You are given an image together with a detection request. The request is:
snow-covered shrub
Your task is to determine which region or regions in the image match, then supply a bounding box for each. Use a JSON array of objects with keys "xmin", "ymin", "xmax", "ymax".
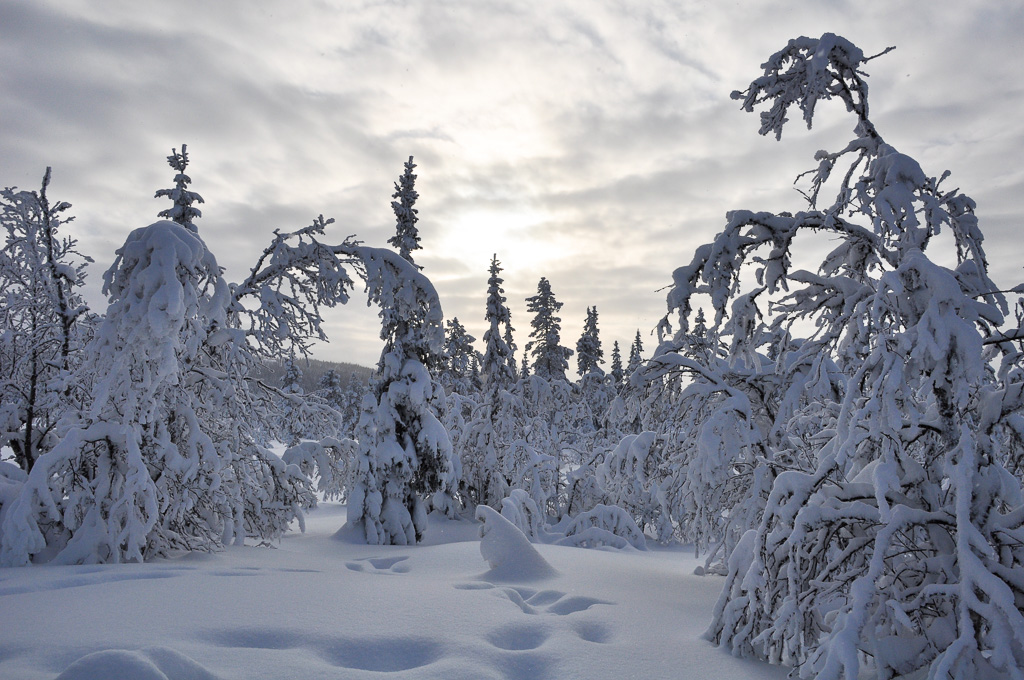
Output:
[
  {"xmin": 671, "ymin": 34, "xmax": 1024, "ymax": 680},
  {"xmin": 562, "ymin": 445, "xmax": 607, "ymax": 519},
  {"xmin": 500, "ymin": 488, "xmax": 545, "ymax": 540},
  {"xmin": 557, "ymin": 504, "xmax": 646, "ymax": 550},
  {"xmin": 282, "ymin": 437, "xmax": 354, "ymax": 503},
  {"xmin": 596, "ymin": 432, "xmax": 670, "ymax": 542},
  {"xmin": 0, "ymin": 461, "xmax": 26, "ymax": 528}
]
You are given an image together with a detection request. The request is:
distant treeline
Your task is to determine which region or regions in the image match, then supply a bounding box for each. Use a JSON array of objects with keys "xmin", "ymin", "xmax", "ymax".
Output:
[{"xmin": 255, "ymin": 357, "xmax": 373, "ymax": 394}]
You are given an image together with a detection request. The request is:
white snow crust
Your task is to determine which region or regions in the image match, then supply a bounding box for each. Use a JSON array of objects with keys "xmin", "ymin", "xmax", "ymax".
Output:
[{"xmin": 0, "ymin": 503, "xmax": 788, "ymax": 680}]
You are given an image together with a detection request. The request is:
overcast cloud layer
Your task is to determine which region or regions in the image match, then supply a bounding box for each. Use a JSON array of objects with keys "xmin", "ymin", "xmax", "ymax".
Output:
[{"xmin": 3, "ymin": 0, "xmax": 1022, "ymax": 367}]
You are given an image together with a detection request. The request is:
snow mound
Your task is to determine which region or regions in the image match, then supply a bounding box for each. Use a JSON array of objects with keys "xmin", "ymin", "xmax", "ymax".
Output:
[
  {"xmin": 476, "ymin": 505, "xmax": 557, "ymax": 582},
  {"xmin": 56, "ymin": 646, "xmax": 221, "ymax": 680}
]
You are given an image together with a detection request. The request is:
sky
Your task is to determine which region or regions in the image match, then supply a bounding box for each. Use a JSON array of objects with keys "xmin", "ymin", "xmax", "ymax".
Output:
[{"xmin": 2, "ymin": 0, "xmax": 1022, "ymax": 368}]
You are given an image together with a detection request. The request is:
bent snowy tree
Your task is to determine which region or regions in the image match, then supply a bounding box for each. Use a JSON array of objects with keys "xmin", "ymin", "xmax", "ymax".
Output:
[
  {"xmin": 648, "ymin": 34, "xmax": 1024, "ymax": 679},
  {"xmin": 0, "ymin": 149, "xmax": 459, "ymax": 562}
]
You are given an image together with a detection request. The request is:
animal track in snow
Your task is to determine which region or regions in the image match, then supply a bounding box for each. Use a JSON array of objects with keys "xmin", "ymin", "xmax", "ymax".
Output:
[
  {"xmin": 345, "ymin": 555, "xmax": 410, "ymax": 574},
  {"xmin": 492, "ymin": 650, "xmax": 558, "ymax": 680},
  {"xmin": 485, "ymin": 623, "xmax": 551, "ymax": 651},
  {"xmin": 453, "ymin": 582, "xmax": 612, "ymax": 616},
  {"xmin": 314, "ymin": 636, "xmax": 440, "ymax": 672},
  {"xmin": 571, "ymin": 620, "xmax": 614, "ymax": 643}
]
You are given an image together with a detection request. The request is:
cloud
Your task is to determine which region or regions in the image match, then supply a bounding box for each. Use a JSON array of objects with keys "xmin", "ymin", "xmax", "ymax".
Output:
[{"xmin": 3, "ymin": 0, "xmax": 1022, "ymax": 367}]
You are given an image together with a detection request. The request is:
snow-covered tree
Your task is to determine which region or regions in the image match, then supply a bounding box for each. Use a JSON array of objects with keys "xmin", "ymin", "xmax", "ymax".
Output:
[
  {"xmin": 456, "ymin": 255, "xmax": 519, "ymax": 509},
  {"xmin": 525, "ymin": 277, "xmax": 573, "ymax": 381},
  {"xmin": 595, "ymin": 432, "xmax": 669, "ymax": 540},
  {"xmin": 153, "ymin": 145, "xmax": 203, "ymax": 232},
  {"xmin": 338, "ymin": 372, "xmax": 368, "ymax": 439},
  {"xmin": 282, "ymin": 436, "xmax": 354, "ymax": 503},
  {"xmin": 347, "ymin": 246, "xmax": 459, "ymax": 544},
  {"xmin": 506, "ymin": 375, "xmax": 565, "ymax": 516},
  {"xmin": 651, "ymin": 34, "xmax": 1024, "ymax": 680},
  {"xmin": 278, "ymin": 356, "xmax": 305, "ymax": 446},
  {"xmin": 637, "ymin": 324, "xmax": 809, "ymax": 567},
  {"xmin": 0, "ymin": 169, "xmax": 92, "ymax": 473},
  {"xmin": 0, "ymin": 221, "xmax": 278, "ymax": 564},
  {"xmin": 440, "ymin": 317, "xmax": 478, "ymax": 393},
  {"xmin": 575, "ymin": 306, "xmax": 604, "ymax": 377},
  {"xmin": 318, "ymin": 369, "xmax": 344, "ymax": 409},
  {"xmin": 480, "ymin": 256, "xmax": 517, "ymax": 391},
  {"xmin": 231, "ymin": 214, "xmax": 357, "ymax": 361},
  {"xmin": 609, "ymin": 341, "xmax": 624, "ymax": 386},
  {"xmin": 503, "ymin": 313, "xmax": 518, "ymax": 378},
  {"xmin": 388, "ymin": 156, "xmax": 421, "ymax": 267},
  {"xmin": 626, "ymin": 330, "xmax": 643, "ymax": 375}
]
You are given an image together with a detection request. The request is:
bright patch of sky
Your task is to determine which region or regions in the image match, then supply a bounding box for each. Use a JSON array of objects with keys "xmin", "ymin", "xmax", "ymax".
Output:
[{"xmin": 2, "ymin": 0, "xmax": 1022, "ymax": 366}]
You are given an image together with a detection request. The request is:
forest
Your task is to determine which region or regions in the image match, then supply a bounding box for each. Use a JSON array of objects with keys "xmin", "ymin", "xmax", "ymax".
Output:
[{"xmin": 3, "ymin": 34, "xmax": 1024, "ymax": 680}]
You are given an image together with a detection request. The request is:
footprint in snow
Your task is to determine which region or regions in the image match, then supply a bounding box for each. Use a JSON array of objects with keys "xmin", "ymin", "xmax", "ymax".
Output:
[
  {"xmin": 453, "ymin": 582, "xmax": 613, "ymax": 616},
  {"xmin": 345, "ymin": 556, "xmax": 410, "ymax": 574}
]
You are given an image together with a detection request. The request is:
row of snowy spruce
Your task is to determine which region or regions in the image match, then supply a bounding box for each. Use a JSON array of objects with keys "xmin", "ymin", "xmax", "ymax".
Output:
[{"xmin": 4, "ymin": 33, "xmax": 1024, "ymax": 680}]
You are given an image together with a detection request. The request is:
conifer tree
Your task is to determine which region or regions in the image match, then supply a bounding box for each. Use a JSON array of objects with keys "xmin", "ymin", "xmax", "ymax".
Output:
[
  {"xmin": 318, "ymin": 369, "xmax": 343, "ymax": 408},
  {"xmin": 154, "ymin": 145, "xmax": 203, "ymax": 233},
  {"xmin": 610, "ymin": 341, "xmax": 624, "ymax": 385},
  {"xmin": 441, "ymin": 317, "xmax": 478, "ymax": 391},
  {"xmin": 348, "ymin": 176, "xmax": 458, "ymax": 544},
  {"xmin": 457, "ymin": 255, "xmax": 519, "ymax": 508},
  {"xmin": 575, "ymin": 306, "xmax": 604, "ymax": 376},
  {"xmin": 387, "ymin": 156, "xmax": 421, "ymax": 267},
  {"xmin": 525, "ymin": 277, "xmax": 573, "ymax": 381},
  {"xmin": 481, "ymin": 255, "xmax": 517, "ymax": 390},
  {"xmin": 279, "ymin": 357, "xmax": 305, "ymax": 446},
  {"xmin": 627, "ymin": 330, "xmax": 644, "ymax": 375}
]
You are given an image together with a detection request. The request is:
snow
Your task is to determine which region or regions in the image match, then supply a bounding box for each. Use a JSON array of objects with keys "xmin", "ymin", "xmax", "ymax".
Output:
[
  {"xmin": 476, "ymin": 504, "xmax": 557, "ymax": 581},
  {"xmin": 0, "ymin": 503, "xmax": 788, "ymax": 680}
]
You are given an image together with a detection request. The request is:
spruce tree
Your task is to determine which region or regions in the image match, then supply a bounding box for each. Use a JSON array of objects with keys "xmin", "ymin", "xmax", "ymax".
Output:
[
  {"xmin": 387, "ymin": 156, "xmax": 421, "ymax": 267},
  {"xmin": 154, "ymin": 145, "xmax": 203, "ymax": 233},
  {"xmin": 575, "ymin": 306, "xmax": 604, "ymax": 377},
  {"xmin": 457, "ymin": 254, "xmax": 519, "ymax": 508},
  {"xmin": 349, "ymin": 173, "xmax": 458, "ymax": 544},
  {"xmin": 610, "ymin": 341, "xmax": 624, "ymax": 385},
  {"xmin": 627, "ymin": 330, "xmax": 644, "ymax": 374},
  {"xmin": 318, "ymin": 369, "xmax": 343, "ymax": 408},
  {"xmin": 441, "ymin": 317, "xmax": 478, "ymax": 391},
  {"xmin": 279, "ymin": 357, "xmax": 305, "ymax": 446},
  {"xmin": 524, "ymin": 277, "xmax": 573, "ymax": 381},
  {"xmin": 480, "ymin": 255, "xmax": 516, "ymax": 390}
]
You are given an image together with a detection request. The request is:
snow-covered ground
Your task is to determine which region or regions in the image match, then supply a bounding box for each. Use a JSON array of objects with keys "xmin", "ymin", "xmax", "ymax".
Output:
[{"xmin": 0, "ymin": 503, "xmax": 786, "ymax": 680}]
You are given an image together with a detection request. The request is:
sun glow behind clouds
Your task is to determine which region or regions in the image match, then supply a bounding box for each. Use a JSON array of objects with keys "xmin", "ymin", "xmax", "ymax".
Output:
[{"xmin": 437, "ymin": 206, "xmax": 557, "ymax": 278}]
